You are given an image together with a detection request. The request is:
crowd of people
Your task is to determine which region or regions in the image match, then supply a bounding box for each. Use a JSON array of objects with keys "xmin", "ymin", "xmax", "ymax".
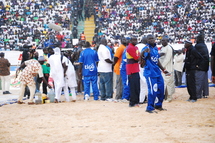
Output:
[
  {"xmin": 2, "ymin": 31, "xmax": 211, "ymax": 113},
  {"xmin": 0, "ymin": 0, "xmax": 76, "ymax": 50},
  {"xmin": 0, "ymin": 0, "xmax": 214, "ymax": 113},
  {"xmin": 92, "ymin": 0, "xmax": 215, "ymax": 45}
]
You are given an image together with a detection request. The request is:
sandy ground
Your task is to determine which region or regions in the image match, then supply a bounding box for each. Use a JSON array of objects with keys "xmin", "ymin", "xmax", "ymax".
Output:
[{"xmin": 0, "ymin": 87, "xmax": 215, "ymax": 143}]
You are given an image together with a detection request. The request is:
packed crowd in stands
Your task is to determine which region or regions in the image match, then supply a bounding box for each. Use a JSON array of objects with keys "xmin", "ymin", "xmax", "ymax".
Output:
[
  {"xmin": 0, "ymin": 0, "xmax": 215, "ymax": 51},
  {"xmin": 92, "ymin": 0, "xmax": 215, "ymax": 45},
  {"xmin": 0, "ymin": 0, "xmax": 76, "ymax": 50}
]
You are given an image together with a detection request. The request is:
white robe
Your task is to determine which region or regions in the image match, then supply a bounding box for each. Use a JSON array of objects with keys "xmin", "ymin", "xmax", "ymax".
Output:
[
  {"xmin": 159, "ymin": 45, "xmax": 175, "ymax": 98},
  {"xmin": 48, "ymin": 48, "xmax": 67, "ymax": 100},
  {"xmin": 136, "ymin": 43, "xmax": 148, "ymax": 102},
  {"xmin": 48, "ymin": 50, "xmax": 66, "ymax": 88},
  {"xmin": 65, "ymin": 58, "xmax": 77, "ymax": 88}
]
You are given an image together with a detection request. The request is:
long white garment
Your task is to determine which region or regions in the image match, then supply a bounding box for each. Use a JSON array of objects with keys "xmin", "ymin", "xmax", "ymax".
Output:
[
  {"xmin": 63, "ymin": 58, "xmax": 77, "ymax": 101},
  {"xmin": 136, "ymin": 43, "xmax": 148, "ymax": 102},
  {"xmin": 48, "ymin": 48, "xmax": 66, "ymax": 100},
  {"xmin": 65, "ymin": 58, "xmax": 77, "ymax": 88},
  {"xmin": 159, "ymin": 44, "xmax": 175, "ymax": 99}
]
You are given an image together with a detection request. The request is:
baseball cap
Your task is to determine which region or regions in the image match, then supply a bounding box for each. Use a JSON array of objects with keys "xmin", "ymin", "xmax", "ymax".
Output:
[
  {"xmin": 184, "ymin": 39, "xmax": 192, "ymax": 44},
  {"xmin": 38, "ymin": 56, "xmax": 45, "ymax": 61}
]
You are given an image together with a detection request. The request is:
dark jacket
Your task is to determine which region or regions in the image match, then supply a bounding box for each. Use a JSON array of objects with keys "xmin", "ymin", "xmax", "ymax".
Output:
[
  {"xmin": 184, "ymin": 46, "xmax": 202, "ymax": 71},
  {"xmin": 194, "ymin": 41, "xmax": 209, "ymax": 71}
]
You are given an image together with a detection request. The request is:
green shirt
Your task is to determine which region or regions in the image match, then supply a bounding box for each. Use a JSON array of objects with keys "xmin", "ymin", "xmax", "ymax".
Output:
[{"xmin": 42, "ymin": 64, "xmax": 50, "ymax": 74}]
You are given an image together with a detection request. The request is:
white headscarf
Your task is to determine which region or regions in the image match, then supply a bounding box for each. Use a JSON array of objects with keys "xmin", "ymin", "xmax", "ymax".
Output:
[{"xmin": 54, "ymin": 47, "xmax": 61, "ymax": 55}]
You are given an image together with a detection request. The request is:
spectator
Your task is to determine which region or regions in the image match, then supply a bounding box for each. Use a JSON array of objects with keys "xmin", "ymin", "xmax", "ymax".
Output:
[
  {"xmin": 159, "ymin": 37, "xmax": 175, "ymax": 102},
  {"xmin": 194, "ymin": 33, "xmax": 209, "ymax": 99},
  {"xmin": 126, "ymin": 37, "xmax": 140, "ymax": 107},
  {"xmin": 78, "ymin": 41, "xmax": 99, "ymax": 101},
  {"xmin": 17, "ymin": 57, "xmax": 51, "ymax": 104},
  {"xmin": 211, "ymin": 42, "xmax": 215, "ymax": 83},
  {"xmin": 98, "ymin": 38, "xmax": 113, "ymax": 101},
  {"xmin": 0, "ymin": 52, "xmax": 11, "ymax": 94},
  {"xmin": 174, "ymin": 49, "xmax": 184, "ymax": 86}
]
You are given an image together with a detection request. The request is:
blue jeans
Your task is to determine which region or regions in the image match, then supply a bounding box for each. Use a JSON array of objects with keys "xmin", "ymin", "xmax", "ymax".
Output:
[
  {"xmin": 99, "ymin": 72, "xmax": 113, "ymax": 100},
  {"xmin": 83, "ymin": 75, "xmax": 99, "ymax": 100}
]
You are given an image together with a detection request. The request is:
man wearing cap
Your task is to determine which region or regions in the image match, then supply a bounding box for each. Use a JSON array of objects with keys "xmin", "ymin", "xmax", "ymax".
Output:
[
  {"xmin": 0, "ymin": 52, "xmax": 11, "ymax": 94},
  {"xmin": 184, "ymin": 40, "xmax": 203, "ymax": 102},
  {"xmin": 159, "ymin": 37, "xmax": 175, "ymax": 102},
  {"xmin": 17, "ymin": 56, "xmax": 51, "ymax": 104}
]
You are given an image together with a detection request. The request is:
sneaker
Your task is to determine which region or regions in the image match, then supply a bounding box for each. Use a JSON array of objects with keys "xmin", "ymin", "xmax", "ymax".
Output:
[
  {"xmin": 154, "ymin": 106, "xmax": 167, "ymax": 111},
  {"xmin": 85, "ymin": 94, "xmax": 89, "ymax": 101},
  {"xmin": 146, "ymin": 110, "xmax": 158, "ymax": 113},
  {"xmin": 105, "ymin": 98, "xmax": 113, "ymax": 102},
  {"xmin": 190, "ymin": 99, "xmax": 197, "ymax": 103},
  {"xmin": 121, "ymin": 99, "xmax": 129, "ymax": 103}
]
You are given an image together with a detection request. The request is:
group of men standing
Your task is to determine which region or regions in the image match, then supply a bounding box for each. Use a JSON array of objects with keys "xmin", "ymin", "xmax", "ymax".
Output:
[{"xmin": 14, "ymin": 32, "xmax": 214, "ymax": 114}]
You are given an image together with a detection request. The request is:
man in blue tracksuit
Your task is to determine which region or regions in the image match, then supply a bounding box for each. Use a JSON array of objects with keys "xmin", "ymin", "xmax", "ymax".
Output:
[
  {"xmin": 141, "ymin": 35, "xmax": 170, "ymax": 113},
  {"xmin": 120, "ymin": 46, "xmax": 130, "ymax": 100},
  {"xmin": 78, "ymin": 41, "xmax": 99, "ymax": 100}
]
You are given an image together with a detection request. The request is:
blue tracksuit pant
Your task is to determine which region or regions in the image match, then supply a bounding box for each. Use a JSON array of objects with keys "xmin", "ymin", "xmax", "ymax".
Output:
[
  {"xmin": 120, "ymin": 69, "xmax": 130, "ymax": 100},
  {"xmin": 83, "ymin": 75, "xmax": 99, "ymax": 100},
  {"xmin": 145, "ymin": 75, "xmax": 164, "ymax": 111}
]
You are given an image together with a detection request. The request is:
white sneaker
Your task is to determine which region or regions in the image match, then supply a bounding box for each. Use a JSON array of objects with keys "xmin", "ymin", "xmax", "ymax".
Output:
[
  {"xmin": 85, "ymin": 94, "xmax": 89, "ymax": 101},
  {"xmin": 106, "ymin": 98, "xmax": 113, "ymax": 102}
]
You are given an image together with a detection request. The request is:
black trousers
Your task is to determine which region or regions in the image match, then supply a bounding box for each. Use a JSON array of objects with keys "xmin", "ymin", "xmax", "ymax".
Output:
[
  {"xmin": 186, "ymin": 70, "xmax": 197, "ymax": 100},
  {"xmin": 42, "ymin": 74, "xmax": 49, "ymax": 94},
  {"xmin": 128, "ymin": 72, "xmax": 140, "ymax": 106}
]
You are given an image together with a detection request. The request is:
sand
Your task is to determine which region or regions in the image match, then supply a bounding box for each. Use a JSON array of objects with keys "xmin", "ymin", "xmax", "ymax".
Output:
[{"xmin": 0, "ymin": 87, "xmax": 215, "ymax": 143}]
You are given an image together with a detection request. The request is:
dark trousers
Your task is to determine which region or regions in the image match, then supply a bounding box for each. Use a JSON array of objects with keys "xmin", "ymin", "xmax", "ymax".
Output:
[
  {"xmin": 195, "ymin": 70, "xmax": 209, "ymax": 98},
  {"xmin": 186, "ymin": 70, "xmax": 197, "ymax": 100},
  {"xmin": 42, "ymin": 74, "xmax": 49, "ymax": 94},
  {"xmin": 128, "ymin": 72, "xmax": 140, "ymax": 106},
  {"xmin": 174, "ymin": 70, "xmax": 182, "ymax": 86}
]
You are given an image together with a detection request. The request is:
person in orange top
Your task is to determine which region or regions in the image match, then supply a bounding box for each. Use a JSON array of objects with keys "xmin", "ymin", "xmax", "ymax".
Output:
[
  {"xmin": 80, "ymin": 31, "xmax": 86, "ymax": 41},
  {"xmin": 113, "ymin": 38, "xmax": 128, "ymax": 100},
  {"xmin": 32, "ymin": 44, "xmax": 36, "ymax": 49}
]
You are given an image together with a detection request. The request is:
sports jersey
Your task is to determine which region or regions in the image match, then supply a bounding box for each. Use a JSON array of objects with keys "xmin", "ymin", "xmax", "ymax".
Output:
[
  {"xmin": 126, "ymin": 43, "xmax": 140, "ymax": 75},
  {"xmin": 142, "ymin": 44, "xmax": 161, "ymax": 77},
  {"xmin": 79, "ymin": 48, "xmax": 99, "ymax": 76}
]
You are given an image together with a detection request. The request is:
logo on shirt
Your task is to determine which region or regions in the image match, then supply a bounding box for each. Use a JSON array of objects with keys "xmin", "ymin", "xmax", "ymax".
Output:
[
  {"xmin": 151, "ymin": 56, "xmax": 158, "ymax": 63},
  {"xmin": 84, "ymin": 64, "xmax": 95, "ymax": 71}
]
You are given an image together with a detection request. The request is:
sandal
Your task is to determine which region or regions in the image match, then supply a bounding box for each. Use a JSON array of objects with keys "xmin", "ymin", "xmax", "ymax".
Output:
[
  {"xmin": 28, "ymin": 102, "xmax": 35, "ymax": 105},
  {"xmin": 17, "ymin": 101, "xmax": 25, "ymax": 104},
  {"xmin": 54, "ymin": 99, "xmax": 58, "ymax": 103}
]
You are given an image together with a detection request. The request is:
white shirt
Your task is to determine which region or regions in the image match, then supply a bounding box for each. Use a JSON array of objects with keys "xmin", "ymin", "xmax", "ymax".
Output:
[
  {"xmin": 98, "ymin": 44, "xmax": 112, "ymax": 72},
  {"xmin": 174, "ymin": 53, "xmax": 185, "ymax": 72}
]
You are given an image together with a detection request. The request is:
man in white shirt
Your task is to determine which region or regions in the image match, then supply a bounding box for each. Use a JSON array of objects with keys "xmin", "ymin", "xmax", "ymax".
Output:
[
  {"xmin": 174, "ymin": 49, "xmax": 184, "ymax": 86},
  {"xmin": 98, "ymin": 38, "xmax": 113, "ymax": 101}
]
